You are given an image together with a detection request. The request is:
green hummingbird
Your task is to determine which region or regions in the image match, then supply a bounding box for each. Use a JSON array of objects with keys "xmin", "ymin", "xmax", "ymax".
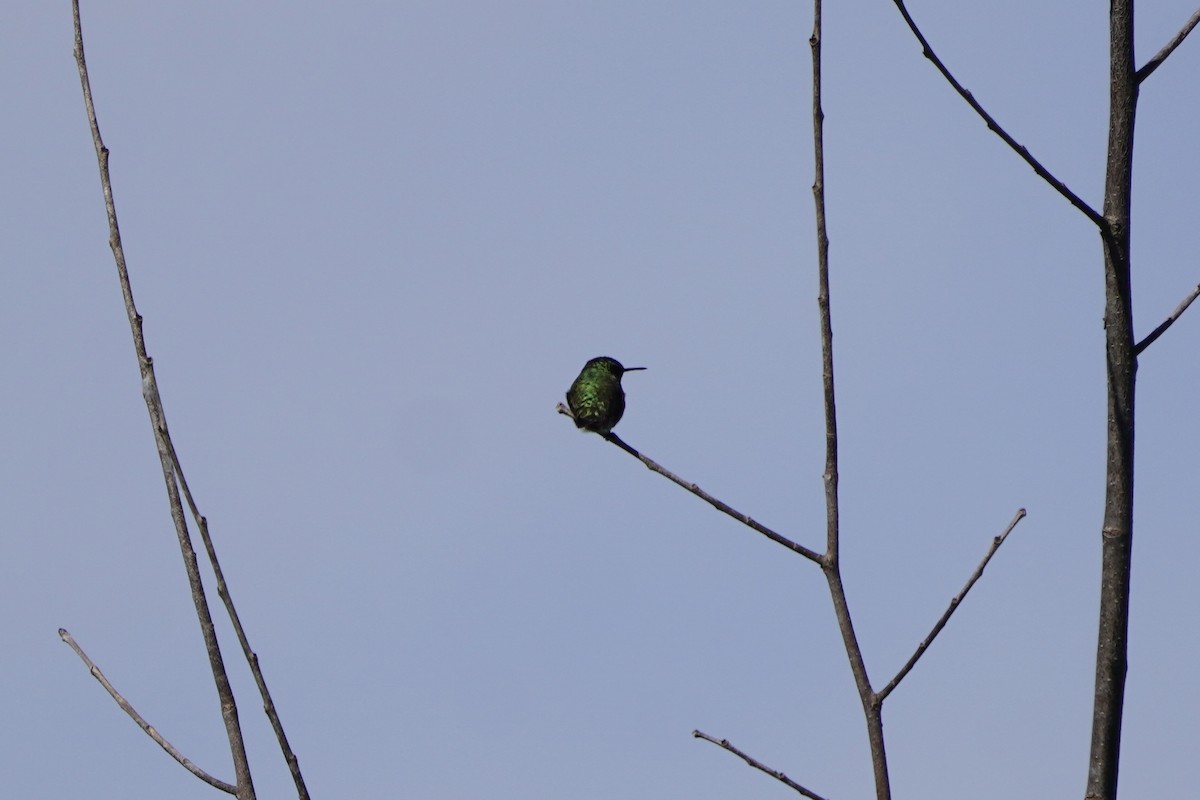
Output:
[{"xmin": 566, "ymin": 356, "xmax": 646, "ymax": 433}]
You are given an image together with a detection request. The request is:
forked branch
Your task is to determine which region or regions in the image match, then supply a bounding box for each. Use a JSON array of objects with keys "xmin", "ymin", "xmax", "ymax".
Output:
[
  {"xmin": 888, "ymin": 0, "xmax": 1107, "ymax": 230},
  {"xmin": 810, "ymin": 2, "xmax": 889, "ymax": 797},
  {"xmin": 72, "ymin": 3, "xmax": 254, "ymax": 796},
  {"xmin": 167, "ymin": 443, "xmax": 311, "ymax": 799}
]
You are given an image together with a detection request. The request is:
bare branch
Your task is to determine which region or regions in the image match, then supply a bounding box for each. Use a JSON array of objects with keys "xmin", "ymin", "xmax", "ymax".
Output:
[
  {"xmin": 1087, "ymin": 3, "xmax": 1139, "ymax": 795},
  {"xmin": 876, "ymin": 509, "xmax": 1027, "ymax": 703},
  {"xmin": 1136, "ymin": 8, "xmax": 1200, "ymax": 83},
  {"xmin": 557, "ymin": 404, "xmax": 824, "ymax": 563},
  {"xmin": 602, "ymin": 431, "xmax": 826, "ymax": 562},
  {"xmin": 810, "ymin": 2, "xmax": 838, "ymax": 564},
  {"xmin": 888, "ymin": 0, "xmax": 1107, "ymax": 230},
  {"xmin": 59, "ymin": 629, "xmax": 237, "ymax": 794},
  {"xmin": 71, "ymin": 3, "xmax": 254, "ymax": 796},
  {"xmin": 168, "ymin": 444, "xmax": 311, "ymax": 800},
  {"xmin": 693, "ymin": 730, "xmax": 831, "ymax": 800},
  {"xmin": 811, "ymin": 5, "xmax": 890, "ymax": 797},
  {"xmin": 1134, "ymin": 282, "xmax": 1200, "ymax": 355}
]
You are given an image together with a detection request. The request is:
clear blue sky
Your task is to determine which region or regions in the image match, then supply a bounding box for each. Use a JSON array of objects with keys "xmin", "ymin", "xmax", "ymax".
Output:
[{"xmin": 4, "ymin": 2, "xmax": 1198, "ymax": 798}]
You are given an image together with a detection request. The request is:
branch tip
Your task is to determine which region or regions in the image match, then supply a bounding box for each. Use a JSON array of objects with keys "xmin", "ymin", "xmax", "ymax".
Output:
[
  {"xmin": 877, "ymin": 508, "xmax": 1026, "ymax": 701},
  {"xmin": 1134, "ymin": 282, "xmax": 1200, "ymax": 355},
  {"xmin": 693, "ymin": 729, "xmax": 831, "ymax": 800},
  {"xmin": 59, "ymin": 628, "xmax": 237, "ymax": 793}
]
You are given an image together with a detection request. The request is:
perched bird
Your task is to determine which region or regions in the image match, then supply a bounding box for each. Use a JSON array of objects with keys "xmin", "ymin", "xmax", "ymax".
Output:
[{"xmin": 566, "ymin": 356, "xmax": 646, "ymax": 434}]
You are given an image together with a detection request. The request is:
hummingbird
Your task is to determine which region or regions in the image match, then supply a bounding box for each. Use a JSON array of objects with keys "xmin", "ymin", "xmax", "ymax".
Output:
[{"xmin": 566, "ymin": 356, "xmax": 646, "ymax": 434}]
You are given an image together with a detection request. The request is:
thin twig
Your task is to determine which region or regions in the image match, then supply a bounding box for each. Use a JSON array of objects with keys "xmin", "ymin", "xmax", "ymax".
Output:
[
  {"xmin": 561, "ymin": 405, "xmax": 825, "ymax": 563},
  {"xmin": 877, "ymin": 509, "xmax": 1027, "ymax": 702},
  {"xmin": 557, "ymin": 407, "xmax": 815, "ymax": 560},
  {"xmin": 810, "ymin": 1, "xmax": 838, "ymax": 565},
  {"xmin": 168, "ymin": 444, "xmax": 311, "ymax": 800},
  {"xmin": 71, "ymin": 3, "xmax": 255, "ymax": 797},
  {"xmin": 1134, "ymin": 282, "xmax": 1200, "ymax": 355},
  {"xmin": 59, "ymin": 629, "xmax": 237, "ymax": 795},
  {"xmin": 1136, "ymin": 7, "xmax": 1200, "ymax": 83},
  {"xmin": 811, "ymin": 5, "xmax": 890, "ymax": 798},
  {"xmin": 889, "ymin": 0, "xmax": 1107, "ymax": 230},
  {"xmin": 603, "ymin": 431, "xmax": 824, "ymax": 562},
  {"xmin": 693, "ymin": 730, "xmax": 831, "ymax": 800}
]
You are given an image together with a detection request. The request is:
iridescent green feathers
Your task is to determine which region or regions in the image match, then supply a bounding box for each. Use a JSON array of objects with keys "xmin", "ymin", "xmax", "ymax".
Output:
[{"xmin": 566, "ymin": 356, "xmax": 645, "ymax": 433}]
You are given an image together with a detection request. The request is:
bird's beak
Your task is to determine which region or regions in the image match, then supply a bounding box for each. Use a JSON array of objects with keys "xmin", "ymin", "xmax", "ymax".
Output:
[{"xmin": 624, "ymin": 366, "xmax": 647, "ymax": 372}]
